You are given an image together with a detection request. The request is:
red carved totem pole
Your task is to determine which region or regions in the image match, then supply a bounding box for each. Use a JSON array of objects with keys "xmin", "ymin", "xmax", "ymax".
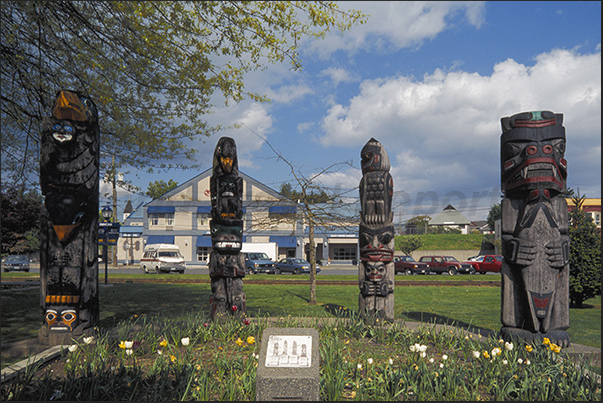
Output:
[
  {"xmin": 209, "ymin": 137, "xmax": 246, "ymax": 321},
  {"xmin": 358, "ymin": 138, "xmax": 395, "ymax": 322},
  {"xmin": 500, "ymin": 111, "xmax": 570, "ymax": 347},
  {"xmin": 38, "ymin": 90, "xmax": 100, "ymax": 345}
]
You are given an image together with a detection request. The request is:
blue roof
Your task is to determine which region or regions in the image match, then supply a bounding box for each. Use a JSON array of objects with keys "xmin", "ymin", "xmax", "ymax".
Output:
[
  {"xmin": 148, "ymin": 206, "xmax": 175, "ymax": 214},
  {"xmin": 146, "ymin": 235, "xmax": 174, "ymax": 244},
  {"xmin": 269, "ymin": 235, "xmax": 297, "ymax": 248}
]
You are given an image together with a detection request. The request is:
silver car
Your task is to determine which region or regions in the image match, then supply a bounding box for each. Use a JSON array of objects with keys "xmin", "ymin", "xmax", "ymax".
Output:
[{"xmin": 2, "ymin": 255, "xmax": 31, "ymax": 272}]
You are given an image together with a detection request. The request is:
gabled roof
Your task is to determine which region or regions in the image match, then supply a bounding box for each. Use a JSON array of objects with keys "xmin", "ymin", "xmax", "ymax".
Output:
[
  {"xmin": 429, "ymin": 204, "xmax": 471, "ymax": 226},
  {"xmin": 145, "ymin": 168, "xmax": 290, "ymax": 208}
]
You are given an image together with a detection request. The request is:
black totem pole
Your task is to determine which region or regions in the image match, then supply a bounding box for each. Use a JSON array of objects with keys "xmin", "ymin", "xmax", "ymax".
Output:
[
  {"xmin": 499, "ymin": 110, "xmax": 570, "ymax": 347},
  {"xmin": 209, "ymin": 137, "xmax": 246, "ymax": 321},
  {"xmin": 358, "ymin": 138, "xmax": 395, "ymax": 322},
  {"xmin": 39, "ymin": 90, "xmax": 100, "ymax": 345}
]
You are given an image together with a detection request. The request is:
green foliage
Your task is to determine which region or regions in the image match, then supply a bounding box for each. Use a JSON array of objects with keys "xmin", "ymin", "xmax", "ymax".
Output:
[
  {"xmin": 405, "ymin": 215, "xmax": 431, "ymax": 234},
  {"xmin": 396, "ymin": 235, "xmax": 423, "ymax": 255},
  {"xmin": 396, "ymin": 233, "xmax": 484, "ymax": 250},
  {"xmin": 1, "ymin": 1, "xmax": 366, "ymax": 188},
  {"xmin": 0, "ymin": 185, "xmax": 43, "ymax": 254},
  {"xmin": 146, "ymin": 179, "xmax": 179, "ymax": 200},
  {"xmin": 487, "ymin": 202, "xmax": 502, "ymax": 231},
  {"xmin": 279, "ymin": 182, "xmax": 331, "ymax": 204},
  {"xmin": 568, "ymin": 195, "xmax": 602, "ymax": 308}
]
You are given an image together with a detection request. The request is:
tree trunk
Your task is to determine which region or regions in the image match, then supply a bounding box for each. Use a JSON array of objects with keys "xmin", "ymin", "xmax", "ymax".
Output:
[{"xmin": 308, "ymin": 220, "xmax": 317, "ymax": 305}]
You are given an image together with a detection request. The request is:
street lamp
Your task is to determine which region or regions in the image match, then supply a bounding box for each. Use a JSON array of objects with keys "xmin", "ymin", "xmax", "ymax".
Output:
[{"xmin": 101, "ymin": 204, "xmax": 112, "ymax": 284}]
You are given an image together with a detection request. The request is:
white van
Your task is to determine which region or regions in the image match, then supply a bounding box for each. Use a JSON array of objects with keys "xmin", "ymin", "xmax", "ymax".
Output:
[{"xmin": 140, "ymin": 243, "xmax": 186, "ymax": 274}]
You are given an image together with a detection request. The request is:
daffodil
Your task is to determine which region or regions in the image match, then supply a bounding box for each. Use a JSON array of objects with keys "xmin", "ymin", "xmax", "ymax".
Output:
[
  {"xmin": 525, "ymin": 345, "xmax": 533, "ymax": 352},
  {"xmin": 505, "ymin": 342, "xmax": 514, "ymax": 351},
  {"xmin": 119, "ymin": 341, "xmax": 126, "ymax": 349},
  {"xmin": 159, "ymin": 339, "xmax": 168, "ymax": 347},
  {"xmin": 543, "ymin": 337, "xmax": 550, "ymax": 345},
  {"xmin": 247, "ymin": 336, "xmax": 255, "ymax": 345},
  {"xmin": 236, "ymin": 337, "xmax": 243, "ymax": 346}
]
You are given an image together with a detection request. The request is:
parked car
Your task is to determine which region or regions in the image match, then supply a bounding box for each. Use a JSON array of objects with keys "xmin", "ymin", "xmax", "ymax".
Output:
[
  {"xmin": 418, "ymin": 255, "xmax": 474, "ymax": 275},
  {"xmin": 140, "ymin": 243, "xmax": 186, "ymax": 273},
  {"xmin": 2, "ymin": 255, "xmax": 30, "ymax": 272},
  {"xmin": 274, "ymin": 258, "xmax": 321, "ymax": 274},
  {"xmin": 393, "ymin": 255, "xmax": 430, "ymax": 275},
  {"xmin": 464, "ymin": 255, "xmax": 503, "ymax": 274},
  {"xmin": 244, "ymin": 252, "xmax": 275, "ymax": 274}
]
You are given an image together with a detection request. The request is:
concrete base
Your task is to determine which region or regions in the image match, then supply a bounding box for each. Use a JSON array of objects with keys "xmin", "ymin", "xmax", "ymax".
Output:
[{"xmin": 256, "ymin": 327, "xmax": 320, "ymax": 401}]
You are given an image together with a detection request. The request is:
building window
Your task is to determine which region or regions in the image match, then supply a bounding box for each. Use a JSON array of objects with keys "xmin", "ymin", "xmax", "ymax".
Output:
[
  {"xmin": 149, "ymin": 214, "xmax": 159, "ymax": 226},
  {"xmin": 333, "ymin": 246, "xmax": 356, "ymax": 261},
  {"xmin": 197, "ymin": 213, "xmax": 209, "ymax": 227},
  {"xmin": 197, "ymin": 247, "xmax": 209, "ymax": 262},
  {"xmin": 590, "ymin": 212, "xmax": 601, "ymax": 227},
  {"xmin": 165, "ymin": 213, "xmax": 174, "ymax": 226}
]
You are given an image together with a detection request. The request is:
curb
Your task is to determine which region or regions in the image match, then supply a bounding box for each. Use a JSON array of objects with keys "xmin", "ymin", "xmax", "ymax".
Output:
[{"xmin": 1, "ymin": 345, "xmax": 65, "ymax": 383}]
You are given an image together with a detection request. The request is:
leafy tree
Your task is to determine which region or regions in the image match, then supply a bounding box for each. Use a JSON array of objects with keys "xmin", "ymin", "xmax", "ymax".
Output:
[
  {"xmin": 567, "ymin": 194, "xmax": 601, "ymax": 308},
  {"xmin": 280, "ymin": 182, "xmax": 330, "ymax": 204},
  {"xmin": 1, "ymin": 1, "xmax": 365, "ymax": 189},
  {"xmin": 487, "ymin": 202, "xmax": 502, "ymax": 231},
  {"xmin": 405, "ymin": 215, "xmax": 431, "ymax": 234},
  {"xmin": 146, "ymin": 179, "xmax": 178, "ymax": 200},
  {"xmin": 1, "ymin": 185, "xmax": 44, "ymax": 254},
  {"xmin": 396, "ymin": 235, "xmax": 423, "ymax": 255}
]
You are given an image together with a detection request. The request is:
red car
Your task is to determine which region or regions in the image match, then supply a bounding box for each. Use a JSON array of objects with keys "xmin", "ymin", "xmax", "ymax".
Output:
[
  {"xmin": 393, "ymin": 255, "xmax": 430, "ymax": 275},
  {"xmin": 464, "ymin": 255, "xmax": 503, "ymax": 274}
]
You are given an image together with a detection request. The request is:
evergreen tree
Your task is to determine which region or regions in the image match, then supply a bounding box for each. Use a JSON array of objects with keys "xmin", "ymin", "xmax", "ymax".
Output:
[{"xmin": 568, "ymin": 195, "xmax": 601, "ymax": 308}]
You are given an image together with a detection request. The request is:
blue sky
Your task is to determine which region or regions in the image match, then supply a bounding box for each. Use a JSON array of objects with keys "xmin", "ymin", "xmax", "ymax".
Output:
[{"xmin": 106, "ymin": 1, "xmax": 601, "ymax": 224}]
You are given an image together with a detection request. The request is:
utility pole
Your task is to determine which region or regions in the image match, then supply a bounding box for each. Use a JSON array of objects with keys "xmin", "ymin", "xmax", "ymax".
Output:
[{"xmin": 111, "ymin": 154, "xmax": 118, "ymax": 267}]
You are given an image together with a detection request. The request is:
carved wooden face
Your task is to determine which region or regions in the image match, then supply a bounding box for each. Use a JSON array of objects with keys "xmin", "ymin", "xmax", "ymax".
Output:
[
  {"xmin": 213, "ymin": 137, "xmax": 238, "ymax": 175},
  {"xmin": 359, "ymin": 223, "xmax": 395, "ymax": 262},
  {"xmin": 360, "ymin": 138, "xmax": 390, "ymax": 174},
  {"xmin": 45, "ymin": 307, "xmax": 78, "ymax": 331},
  {"xmin": 362, "ymin": 260, "xmax": 387, "ymax": 282},
  {"xmin": 501, "ymin": 111, "xmax": 566, "ymax": 194},
  {"xmin": 210, "ymin": 221, "xmax": 243, "ymax": 253}
]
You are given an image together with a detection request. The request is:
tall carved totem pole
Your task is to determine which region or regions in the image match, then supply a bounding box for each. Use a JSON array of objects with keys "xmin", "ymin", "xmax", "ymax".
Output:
[
  {"xmin": 209, "ymin": 137, "xmax": 246, "ymax": 321},
  {"xmin": 358, "ymin": 138, "xmax": 395, "ymax": 322},
  {"xmin": 39, "ymin": 90, "xmax": 100, "ymax": 345},
  {"xmin": 499, "ymin": 111, "xmax": 570, "ymax": 347}
]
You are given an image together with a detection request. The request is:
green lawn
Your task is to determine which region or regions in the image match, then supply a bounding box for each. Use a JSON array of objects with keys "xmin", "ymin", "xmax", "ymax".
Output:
[{"xmin": 2, "ymin": 280, "xmax": 600, "ymax": 350}]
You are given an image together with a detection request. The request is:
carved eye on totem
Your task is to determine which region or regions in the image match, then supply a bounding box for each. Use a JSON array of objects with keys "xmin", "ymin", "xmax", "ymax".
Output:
[
  {"xmin": 378, "ymin": 233, "xmax": 393, "ymax": 245},
  {"xmin": 502, "ymin": 141, "xmax": 526, "ymax": 160},
  {"xmin": 45, "ymin": 309, "xmax": 58, "ymax": 326},
  {"xmin": 61, "ymin": 310, "xmax": 77, "ymax": 330},
  {"xmin": 550, "ymin": 139, "xmax": 565, "ymax": 155}
]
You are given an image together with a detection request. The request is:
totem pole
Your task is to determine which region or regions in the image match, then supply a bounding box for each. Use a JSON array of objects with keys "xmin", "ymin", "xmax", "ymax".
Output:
[
  {"xmin": 208, "ymin": 137, "xmax": 246, "ymax": 321},
  {"xmin": 499, "ymin": 111, "xmax": 570, "ymax": 347},
  {"xmin": 358, "ymin": 138, "xmax": 395, "ymax": 322},
  {"xmin": 38, "ymin": 90, "xmax": 100, "ymax": 345}
]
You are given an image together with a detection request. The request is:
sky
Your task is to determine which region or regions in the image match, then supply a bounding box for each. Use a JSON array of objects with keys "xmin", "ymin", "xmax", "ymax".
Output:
[{"xmin": 103, "ymin": 1, "xmax": 601, "ymax": 224}]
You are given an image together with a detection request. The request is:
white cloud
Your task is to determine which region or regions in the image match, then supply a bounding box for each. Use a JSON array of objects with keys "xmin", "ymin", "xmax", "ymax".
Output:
[
  {"xmin": 319, "ymin": 67, "xmax": 360, "ymax": 86},
  {"xmin": 305, "ymin": 1, "xmax": 486, "ymax": 56},
  {"xmin": 265, "ymin": 84, "xmax": 314, "ymax": 104},
  {"xmin": 318, "ymin": 47, "xmax": 600, "ymax": 215},
  {"xmin": 195, "ymin": 102, "xmax": 274, "ymax": 171}
]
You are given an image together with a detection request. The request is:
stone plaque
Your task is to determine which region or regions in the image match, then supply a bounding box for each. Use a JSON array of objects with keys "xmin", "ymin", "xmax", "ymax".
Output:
[{"xmin": 256, "ymin": 327, "xmax": 319, "ymax": 401}]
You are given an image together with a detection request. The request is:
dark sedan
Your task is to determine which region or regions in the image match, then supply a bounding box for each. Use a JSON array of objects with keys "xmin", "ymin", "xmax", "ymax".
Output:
[
  {"xmin": 274, "ymin": 258, "xmax": 321, "ymax": 274},
  {"xmin": 2, "ymin": 255, "xmax": 31, "ymax": 272}
]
